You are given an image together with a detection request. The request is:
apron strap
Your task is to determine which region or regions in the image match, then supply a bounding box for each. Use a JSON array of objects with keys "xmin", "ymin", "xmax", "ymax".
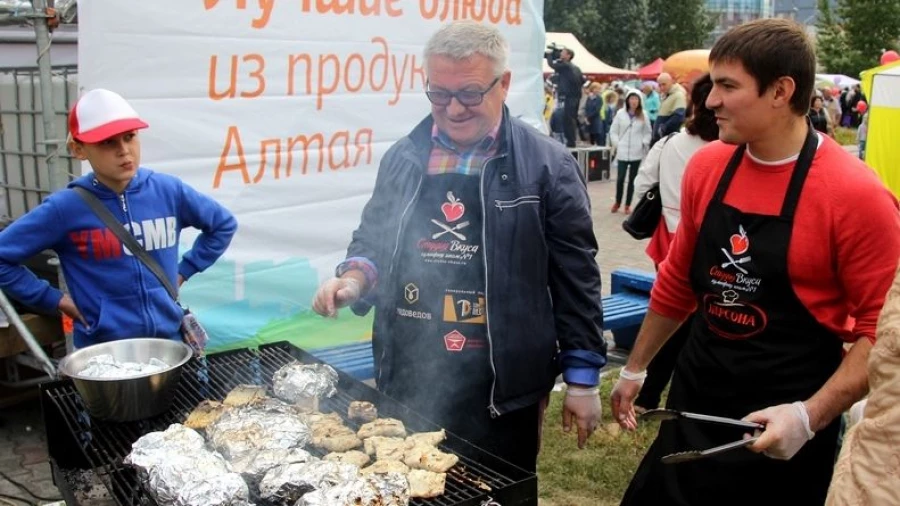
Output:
[
  {"xmin": 711, "ymin": 144, "xmax": 747, "ymax": 204},
  {"xmin": 779, "ymin": 125, "xmax": 819, "ymax": 219},
  {"xmin": 710, "ymin": 123, "xmax": 818, "ymax": 220}
]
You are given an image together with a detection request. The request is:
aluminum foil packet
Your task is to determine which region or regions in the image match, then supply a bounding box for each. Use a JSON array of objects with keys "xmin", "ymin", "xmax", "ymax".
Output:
[
  {"xmin": 206, "ymin": 406, "xmax": 311, "ymax": 462},
  {"xmin": 272, "ymin": 363, "xmax": 338, "ymax": 404},
  {"xmin": 124, "ymin": 424, "xmax": 252, "ymax": 506},
  {"xmin": 79, "ymin": 354, "xmax": 169, "ymax": 379},
  {"xmin": 258, "ymin": 460, "xmax": 358, "ymax": 505},
  {"xmin": 228, "ymin": 447, "xmax": 313, "ymax": 488},
  {"xmin": 299, "ymin": 473, "xmax": 410, "ymax": 506}
]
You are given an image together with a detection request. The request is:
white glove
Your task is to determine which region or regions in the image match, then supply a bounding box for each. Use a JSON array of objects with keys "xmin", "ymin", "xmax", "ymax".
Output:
[
  {"xmin": 563, "ymin": 386, "xmax": 602, "ymax": 449},
  {"xmin": 744, "ymin": 401, "xmax": 815, "ymax": 460},
  {"xmin": 312, "ymin": 277, "xmax": 361, "ymax": 317},
  {"xmin": 610, "ymin": 368, "xmax": 647, "ymax": 431}
]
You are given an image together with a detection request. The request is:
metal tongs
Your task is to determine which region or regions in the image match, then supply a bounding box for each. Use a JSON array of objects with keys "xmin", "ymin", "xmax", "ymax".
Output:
[{"xmin": 639, "ymin": 409, "xmax": 765, "ymax": 464}]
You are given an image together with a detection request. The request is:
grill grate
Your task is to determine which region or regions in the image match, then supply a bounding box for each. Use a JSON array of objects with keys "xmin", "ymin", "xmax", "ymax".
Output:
[{"xmin": 41, "ymin": 342, "xmax": 536, "ymax": 506}]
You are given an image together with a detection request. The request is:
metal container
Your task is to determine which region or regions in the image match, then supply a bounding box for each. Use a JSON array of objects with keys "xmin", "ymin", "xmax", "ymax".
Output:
[{"xmin": 57, "ymin": 338, "xmax": 193, "ymax": 422}]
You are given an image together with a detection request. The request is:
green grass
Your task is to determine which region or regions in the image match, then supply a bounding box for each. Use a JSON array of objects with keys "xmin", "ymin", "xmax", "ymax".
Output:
[
  {"xmin": 537, "ymin": 368, "xmax": 661, "ymax": 506},
  {"xmin": 834, "ymin": 127, "xmax": 857, "ymax": 147}
]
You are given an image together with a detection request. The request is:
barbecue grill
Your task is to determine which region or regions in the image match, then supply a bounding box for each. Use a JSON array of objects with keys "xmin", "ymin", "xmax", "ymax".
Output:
[{"xmin": 40, "ymin": 342, "xmax": 538, "ymax": 506}]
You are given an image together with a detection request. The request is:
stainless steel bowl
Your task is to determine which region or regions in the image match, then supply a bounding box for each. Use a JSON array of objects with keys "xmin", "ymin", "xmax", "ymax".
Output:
[{"xmin": 57, "ymin": 338, "xmax": 193, "ymax": 422}]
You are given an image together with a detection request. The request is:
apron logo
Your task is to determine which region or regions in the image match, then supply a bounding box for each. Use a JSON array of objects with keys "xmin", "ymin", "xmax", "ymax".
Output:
[
  {"xmin": 703, "ymin": 290, "xmax": 768, "ymax": 340},
  {"xmin": 730, "ymin": 224, "xmax": 750, "ymax": 255},
  {"xmin": 404, "ymin": 283, "xmax": 419, "ymax": 304},
  {"xmin": 443, "ymin": 292, "xmax": 486, "ymax": 324},
  {"xmin": 444, "ymin": 329, "xmax": 467, "ymax": 351},
  {"xmin": 441, "ymin": 191, "xmax": 465, "ymax": 222}
]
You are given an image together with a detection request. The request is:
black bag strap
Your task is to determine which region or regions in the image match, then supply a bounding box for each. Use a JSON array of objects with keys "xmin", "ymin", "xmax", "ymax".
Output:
[{"xmin": 73, "ymin": 187, "xmax": 180, "ymax": 304}]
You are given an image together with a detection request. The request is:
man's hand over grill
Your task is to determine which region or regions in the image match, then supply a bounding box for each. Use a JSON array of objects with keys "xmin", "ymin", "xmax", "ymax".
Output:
[
  {"xmin": 312, "ymin": 277, "xmax": 362, "ymax": 317},
  {"xmin": 563, "ymin": 385, "xmax": 602, "ymax": 449}
]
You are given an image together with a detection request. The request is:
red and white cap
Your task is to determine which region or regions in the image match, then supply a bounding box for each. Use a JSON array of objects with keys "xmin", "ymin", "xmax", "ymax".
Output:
[{"xmin": 68, "ymin": 89, "xmax": 148, "ymax": 143}]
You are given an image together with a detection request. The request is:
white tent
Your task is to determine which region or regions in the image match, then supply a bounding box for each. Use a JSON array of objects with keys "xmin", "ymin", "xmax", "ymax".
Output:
[{"xmin": 543, "ymin": 33, "xmax": 636, "ymax": 78}]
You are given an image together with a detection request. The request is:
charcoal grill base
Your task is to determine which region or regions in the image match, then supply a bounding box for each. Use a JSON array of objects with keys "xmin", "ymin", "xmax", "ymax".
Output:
[{"xmin": 41, "ymin": 341, "xmax": 537, "ymax": 506}]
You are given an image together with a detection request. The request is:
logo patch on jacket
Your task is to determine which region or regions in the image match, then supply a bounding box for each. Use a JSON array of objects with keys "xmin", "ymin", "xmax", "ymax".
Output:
[{"xmin": 69, "ymin": 216, "xmax": 177, "ymax": 260}]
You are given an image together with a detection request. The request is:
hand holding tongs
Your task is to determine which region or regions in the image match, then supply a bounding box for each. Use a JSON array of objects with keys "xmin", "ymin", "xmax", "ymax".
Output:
[{"xmin": 639, "ymin": 409, "xmax": 765, "ymax": 464}]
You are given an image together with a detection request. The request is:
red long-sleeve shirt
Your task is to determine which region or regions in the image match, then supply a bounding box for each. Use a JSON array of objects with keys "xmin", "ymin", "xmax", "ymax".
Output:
[{"xmin": 651, "ymin": 136, "xmax": 900, "ymax": 344}]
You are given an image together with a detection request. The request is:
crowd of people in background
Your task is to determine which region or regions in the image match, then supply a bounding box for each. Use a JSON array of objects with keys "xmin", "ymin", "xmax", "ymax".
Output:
[{"xmin": 543, "ymin": 67, "xmax": 872, "ymax": 172}]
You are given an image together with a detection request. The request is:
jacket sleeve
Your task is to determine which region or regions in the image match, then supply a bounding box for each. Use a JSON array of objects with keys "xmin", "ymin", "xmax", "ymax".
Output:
[
  {"xmin": 658, "ymin": 109, "xmax": 686, "ymax": 137},
  {"xmin": 345, "ymin": 146, "xmax": 401, "ymax": 316},
  {"xmin": 546, "ymin": 151, "xmax": 607, "ymax": 386},
  {"xmin": 609, "ymin": 112, "xmax": 623, "ymax": 148},
  {"xmin": 0, "ymin": 199, "xmax": 66, "ymax": 312},
  {"xmin": 642, "ymin": 115, "xmax": 652, "ymax": 150},
  {"xmin": 177, "ymin": 182, "xmax": 238, "ymax": 280},
  {"xmin": 545, "ymin": 53, "xmax": 564, "ymax": 71},
  {"xmin": 634, "ymin": 136, "xmax": 665, "ymax": 198}
]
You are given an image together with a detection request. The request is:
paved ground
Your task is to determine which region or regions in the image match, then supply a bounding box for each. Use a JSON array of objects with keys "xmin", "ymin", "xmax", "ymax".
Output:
[{"xmin": 0, "ymin": 177, "xmax": 658, "ymax": 504}]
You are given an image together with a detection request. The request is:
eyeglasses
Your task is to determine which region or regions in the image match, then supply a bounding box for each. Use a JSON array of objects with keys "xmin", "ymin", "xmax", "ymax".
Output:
[{"xmin": 425, "ymin": 77, "xmax": 500, "ymax": 107}]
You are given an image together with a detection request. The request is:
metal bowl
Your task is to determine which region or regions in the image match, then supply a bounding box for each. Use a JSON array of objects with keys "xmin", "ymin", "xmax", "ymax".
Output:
[{"xmin": 57, "ymin": 338, "xmax": 193, "ymax": 422}]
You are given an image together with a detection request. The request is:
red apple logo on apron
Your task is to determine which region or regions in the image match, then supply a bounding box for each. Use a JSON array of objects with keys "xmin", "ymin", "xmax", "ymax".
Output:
[
  {"xmin": 730, "ymin": 225, "xmax": 749, "ymax": 255},
  {"xmin": 441, "ymin": 192, "xmax": 465, "ymax": 223}
]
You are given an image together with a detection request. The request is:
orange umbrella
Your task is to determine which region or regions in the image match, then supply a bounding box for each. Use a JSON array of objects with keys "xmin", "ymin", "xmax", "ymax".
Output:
[{"xmin": 663, "ymin": 50, "xmax": 710, "ymax": 86}]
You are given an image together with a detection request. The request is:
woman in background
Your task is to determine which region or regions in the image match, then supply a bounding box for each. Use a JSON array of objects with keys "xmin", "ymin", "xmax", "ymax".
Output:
[
  {"xmin": 631, "ymin": 73, "xmax": 718, "ymax": 412},
  {"xmin": 609, "ymin": 90, "xmax": 651, "ymax": 214}
]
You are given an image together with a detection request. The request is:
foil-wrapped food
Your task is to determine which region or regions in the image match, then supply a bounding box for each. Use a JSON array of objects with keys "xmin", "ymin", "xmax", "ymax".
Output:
[
  {"xmin": 299, "ymin": 472, "xmax": 410, "ymax": 506},
  {"xmin": 258, "ymin": 460, "xmax": 359, "ymax": 505},
  {"xmin": 78, "ymin": 354, "xmax": 169, "ymax": 379},
  {"xmin": 272, "ymin": 363, "xmax": 338, "ymax": 405},
  {"xmin": 124, "ymin": 424, "xmax": 251, "ymax": 506},
  {"xmin": 229, "ymin": 447, "xmax": 313, "ymax": 489},
  {"xmin": 206, "ymin": 404, "xmax": 311, "ymax": 462}
]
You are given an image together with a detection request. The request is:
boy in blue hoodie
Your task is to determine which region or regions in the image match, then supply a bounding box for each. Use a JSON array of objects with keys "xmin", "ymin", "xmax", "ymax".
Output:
[{"xmin": 0, "ymin": 89, "xmax": 237, "ymax": 349}]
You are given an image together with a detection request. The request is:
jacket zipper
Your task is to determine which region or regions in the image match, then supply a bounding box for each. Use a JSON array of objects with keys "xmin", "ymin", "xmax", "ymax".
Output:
[
  {"xmin": 481, "ymin": 153, "xmax": 505, "ymax": 418},
  {"xmin": 120, "ymin": 193, "xmax": 154, "ymax": 336},
  {"xmin": 380, "ymin": 172, "xmax": 424, "ymax": 386}
]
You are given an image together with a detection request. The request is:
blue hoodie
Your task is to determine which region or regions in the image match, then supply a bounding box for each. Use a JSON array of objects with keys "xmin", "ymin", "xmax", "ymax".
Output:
[{"xmin": 0, "ymin": 168, "xmax": 237, "ymax": 348}]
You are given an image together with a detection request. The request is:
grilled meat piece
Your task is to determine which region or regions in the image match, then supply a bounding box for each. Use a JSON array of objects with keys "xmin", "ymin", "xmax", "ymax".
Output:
[
  {"xmin": 324, "ymin": 450, "xmax": 371, "ymax": 468},
  {"xmin": 184, "ymin": 400, "xmax": 228, "ymax": 430},
  {"xmin": 309, "ymin": 420, "xmax": 360, "ymax": 452},
  {"xmin": 357, "ymin": 418, "xmax": 407, "ymax": 439},
  {"xmin": 313, "ymin": 433, "xmax": 363, "ymax": 453},
  {"xmin": 363, "ymin": 436, "xmax": 411, "ymax": 461},
  {"xmin": 347, "ymin": 401, "xmax": 378, "ymax": 423},
  {"xmin": 407, "ymin": 469, "xmax": 446, "ymax": 498},
  {"xmin": 406, "ymin": 429, "xmax": 446, "ymax": 447},
  {"xmin": 404, "ymin": 444, "xmax": 459, "ymax": 473},
  {"xmin": 301, "ymin": 411, "xmax": 343, "ymax": 426},
  {"xmin": 360, "ymin": 460, "xmax": 410, "ymax": 475},
  {"xmin": 223, "ymin": 384, "xmax": 268, "ymax": 407}
]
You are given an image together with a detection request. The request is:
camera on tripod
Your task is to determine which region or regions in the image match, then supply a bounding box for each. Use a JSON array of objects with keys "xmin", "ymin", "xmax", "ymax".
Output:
[{"xmin": 545, "ymin": 42, "xmax": 564, "ymax": 61}]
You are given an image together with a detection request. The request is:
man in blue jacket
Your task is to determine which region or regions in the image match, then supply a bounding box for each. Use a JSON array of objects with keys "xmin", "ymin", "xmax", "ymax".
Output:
[
  {"xmin": 0, "ymin": 89, "xmax": 237, "ymax": 350},
  {"xmin": 312, "ymin": 21, "xmax": 606, "ymax": 471}
]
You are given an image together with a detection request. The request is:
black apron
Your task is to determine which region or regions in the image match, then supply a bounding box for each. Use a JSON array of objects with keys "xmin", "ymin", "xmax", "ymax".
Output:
[
  {"xmin": 384, "ymin": 172, "xmax": 493, "ymax": 432},
  {"xmin": 622, "ymin": 127, "xmax": 843, "ymax": 506}
]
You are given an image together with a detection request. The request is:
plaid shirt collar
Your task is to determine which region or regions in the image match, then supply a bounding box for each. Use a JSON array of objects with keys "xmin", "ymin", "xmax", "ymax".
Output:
[{"xmin": 431, "ymin": 120, "xmax": 501, "ymax": 156}]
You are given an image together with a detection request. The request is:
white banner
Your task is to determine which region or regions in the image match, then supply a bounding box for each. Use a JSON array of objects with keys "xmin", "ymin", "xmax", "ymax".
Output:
[{"xmin": 78, "ymin": 0, "xmax": 546, "ymax": 350}]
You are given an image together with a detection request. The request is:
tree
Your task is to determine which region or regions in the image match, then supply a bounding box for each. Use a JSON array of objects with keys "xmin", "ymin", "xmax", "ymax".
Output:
[
  {"xmin": 543, "ymin": 0, "xmax": 647, "ymax": 69},
  {"xmin": 590, "ymin": 0, "xmax": 648, "ymax": 68},
  {"xmin": 640, "ymin": 0, "xmax": 714, "ymax": 63},
  {"xmin": 817, "ymin": 0, "xmax": 900, "ymax": 77}
]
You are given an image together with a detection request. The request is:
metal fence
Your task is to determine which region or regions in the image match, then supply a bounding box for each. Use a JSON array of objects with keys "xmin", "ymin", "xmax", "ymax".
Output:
[{"xmin": 0, "ymin": 64, "xmax": 78, "ymax": 222}]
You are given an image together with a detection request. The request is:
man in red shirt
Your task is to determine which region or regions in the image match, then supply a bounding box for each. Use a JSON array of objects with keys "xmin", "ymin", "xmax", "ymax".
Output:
[{"xmin": 611, "ymin": 19, "xmax": 900, "ymax": 505}]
